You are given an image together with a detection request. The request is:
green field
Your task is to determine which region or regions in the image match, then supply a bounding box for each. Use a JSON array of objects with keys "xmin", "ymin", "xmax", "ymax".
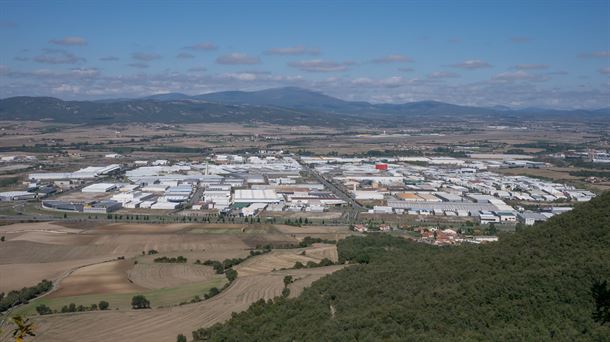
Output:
[{"xmin": 13, "ymin": 276, "xmax": 227, "ymax": 316}]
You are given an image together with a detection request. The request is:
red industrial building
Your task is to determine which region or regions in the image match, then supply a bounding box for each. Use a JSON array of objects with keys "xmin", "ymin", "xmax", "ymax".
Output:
[{"xmin": 375, "ymin": 163, "xmax": 388, "ymax": 171}]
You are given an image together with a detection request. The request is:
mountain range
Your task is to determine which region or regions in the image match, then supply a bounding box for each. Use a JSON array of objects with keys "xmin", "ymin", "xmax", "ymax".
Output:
[{"xmin": 0, "ymin": 87, "xmax": 608, "ymax": 126}]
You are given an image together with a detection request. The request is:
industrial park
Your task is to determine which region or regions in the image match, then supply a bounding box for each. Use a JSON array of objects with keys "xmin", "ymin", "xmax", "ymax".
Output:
[{"xmin": 0, "ymin": 149, "xmax": 600, "ymax": 230}]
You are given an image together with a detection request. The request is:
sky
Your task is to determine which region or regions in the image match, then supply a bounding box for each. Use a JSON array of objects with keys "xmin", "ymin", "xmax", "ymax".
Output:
[{"xmin": 0, "ymin": 0, "xmax": 609, "ymax": 109}]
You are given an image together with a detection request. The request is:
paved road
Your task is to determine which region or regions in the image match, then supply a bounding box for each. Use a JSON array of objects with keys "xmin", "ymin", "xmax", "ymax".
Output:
[{"xmin": 298, "ymin": 160, "xmax": 363, "ymax": 222}]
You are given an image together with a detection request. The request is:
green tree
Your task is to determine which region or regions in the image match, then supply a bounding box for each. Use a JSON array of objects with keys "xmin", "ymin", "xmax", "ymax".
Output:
[
  {"xmin": 98, "ymin": 300, "xmax": 109, "ymax": 310},
  {"xmin": 225, "ymin": 269, "xmax": 238, "ymax": 282},
  {"xmin": 177, "ymin": 334, "xmax": 187, "ymax": 342},
  {"xmin": 283, "ymin": 275, "xmax": 293, "ymax": 287},
  {"xmin": 131, "ymin": 295, "xmax": 150, "ymax": 309}
]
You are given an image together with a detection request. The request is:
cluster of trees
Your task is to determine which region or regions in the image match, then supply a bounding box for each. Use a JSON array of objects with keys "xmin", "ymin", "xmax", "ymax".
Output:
[
  {"xmin": 153, "ymin": 256, "xmax": 187, "ymax": 263},
  {"xmin": 201, "ymin": 248, "xmax": 271, "ymax": 274},
  {"xmin": 298, "ymin": 236, "xmax": 336, "ymax": 248},
  {"xmin": 192, "ymin": 193, "xmax": 610, "ymax": 340},
  {"xmin": 0, "ymin": 280, "xmax": 53, "ymax": 313},
  {"xmin": 36, "ymin": 300, "xmax": 110, "ymax": 315},
  {"xmin": 293, "ymin": 258, "xmax": 335, "ymax": 270}
]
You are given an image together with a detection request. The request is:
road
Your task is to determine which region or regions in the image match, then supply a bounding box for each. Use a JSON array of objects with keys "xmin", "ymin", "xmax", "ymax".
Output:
[{"xmin": 298, "ymin": 160, "xmax": 363, "ymax": 222}]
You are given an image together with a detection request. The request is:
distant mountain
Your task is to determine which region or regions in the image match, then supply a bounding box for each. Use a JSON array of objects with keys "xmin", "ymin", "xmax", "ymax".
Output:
[
  {"xmin": 1, "ymin": 87, "xmax": 608, "ymax": 125},
  {"xmin": 143, "ymin": 92, "xmax": 192, "ymax": 101},
  {"xmin": 0, "ymin": 95, "xmax": 364, "ymax": 126}
]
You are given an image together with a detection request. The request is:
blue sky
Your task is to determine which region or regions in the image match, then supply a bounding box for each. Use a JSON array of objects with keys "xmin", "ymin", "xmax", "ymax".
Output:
[{"xmin": 1, "ymin": 0, "xmax": 609, "ymax": 108}]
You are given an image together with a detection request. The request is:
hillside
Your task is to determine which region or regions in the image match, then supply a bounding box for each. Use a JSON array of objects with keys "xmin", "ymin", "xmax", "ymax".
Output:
[
  {"xmin": 1, "ymin": 88, "xmax": 608, "ymax": 125},
  {"xmin": 193, "ymin": 192, "xmax": 610, "ymax": 341},
  {"xmin": 0, "ymin": 95, "xmax": 365, "ymax": 126}
]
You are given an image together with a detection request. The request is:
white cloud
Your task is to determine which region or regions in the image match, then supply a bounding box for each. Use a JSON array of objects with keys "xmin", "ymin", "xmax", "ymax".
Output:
[
  {"xmin": 33, "ymin": 49, "xmax": 85, "ymax": 64},
  {"xmin": 132, "ymin": 52, "xmax": 161, "ymax": 61},
  {"xmin": 428, "ymin": 71, "xmax": 460, "ymax": 79},
  {"xmin": 579, "ymin": 50, "xmax": 610, "ymax": 58},
  {"xmin": 265, "ymin": 46, "xmax": 319, "ymax": 55},
  {"xmin": 288, "ymin": 59, "xmax": 353, "ymax": 72},
  {"xmin": 216, "ymin": 53, "xmax": 261, "ymax": 65},
  {"xmin": 449, "ymin": 59, "xmax": 492, "ymax": 69},
  {"xmin": 183, "ymin": 42, "xmax": 218, "ymax": 51},
  {"xmin": 513, "ymin": 64, "xmax": 549, "ymax": 70},
  {"xmin": 492, "ymin": 70, "xmax": 549, "ymax": 82},
  {"xmin": 50, "ymin": 36, "xmax": 87, "ymax": 46}
]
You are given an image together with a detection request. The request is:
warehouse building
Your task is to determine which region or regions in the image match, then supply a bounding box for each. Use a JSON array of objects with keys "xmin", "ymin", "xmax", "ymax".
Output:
[
  {"xmin": 0, "ymin": 191, "xmax": 36, "ymax": 201},
  {"xmin": 83, "ymin": 200, "xmax": 122, "ymax": 214},
  {"xmin": 82, "ymin": 183, "xmax": 118, "ymax": 193},
  {"xmin": 233, "ymin": 189, "xmax": 283, "ymax": 203}
]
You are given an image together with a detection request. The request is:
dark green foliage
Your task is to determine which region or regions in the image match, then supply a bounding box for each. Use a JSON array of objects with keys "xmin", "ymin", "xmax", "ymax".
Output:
[
  {"xmin": 153, "ymin": 256, "xmax": 187, "ymax": 263},
  {"xmin": 35, "ymin": 304, "xmax": 52, "ymax": 315},
  {"xmin": 283, "ymin": 276, "xmax": 293, "ymax": 287},
  {"xmin": 131, "ymin": 295, "xmax": 150, "ymax": 309},
  {"xmin": 204, "ymin": 287, "xmax": 220, "ymax": 300},
  {"xmin": 225, "ymin": 269, "xmax": 238, "ymax": 282},
  {"xmin": 203, "ymin": 260, "xmax": 225, "ymax": 274},
  {"xmin": 177, "ymin": 334, "xmax": 187, "ymax": 342},
  {"xmin": 592, "ymin": 279, "xmax": 610, "ymax": 325},
  {"xmin": 193, "ymin": 193, "xmax": 610, "ymax": 341},
  {"xmin": 59, "ymin": 302, "xmax": 99, "ymax": 313},
  {"xmin": 222, "ymin": 258, "xmax": 245, "ymax": 269},
  {"xmin": 298, "ymin": 236, "xmax": 335, "ymax": 248},
  {"xmin": 147, "ymin": 249, "xmax": 159, "ymax": 255},
  {"xmin": 98, "ymin": 300, "xmax": 109, "ymax": 310},
  {"xmin": 0, "ymin": 279, "xmax": 53, "ymax": 312}
]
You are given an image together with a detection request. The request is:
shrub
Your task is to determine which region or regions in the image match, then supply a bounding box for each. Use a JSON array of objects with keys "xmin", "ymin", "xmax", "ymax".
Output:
[{"xmin": 99, "ymin": 300, "xmax": 109, "ymax": 310}]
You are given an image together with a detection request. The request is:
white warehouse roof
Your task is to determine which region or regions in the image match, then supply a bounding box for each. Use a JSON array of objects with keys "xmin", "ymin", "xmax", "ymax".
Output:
[{"xmin": 233, "ymin": 189, "xmax": 282, "ymax": 203}]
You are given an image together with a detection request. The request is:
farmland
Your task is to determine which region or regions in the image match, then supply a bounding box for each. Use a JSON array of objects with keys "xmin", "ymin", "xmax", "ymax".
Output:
[{"xmin": 0, "ymin": 220, "xmax": 349, "ymax": 341}]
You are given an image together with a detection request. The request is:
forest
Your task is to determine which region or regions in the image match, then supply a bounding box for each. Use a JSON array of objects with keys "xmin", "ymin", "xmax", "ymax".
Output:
[{"xmin": 193, "ymin": 192, "xmax": 610, "ymax": 341}]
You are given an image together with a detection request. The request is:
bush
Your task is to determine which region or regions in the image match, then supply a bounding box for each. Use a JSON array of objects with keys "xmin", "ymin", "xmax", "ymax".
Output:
[
  {"xmin": 204, "ymin": 287, "xmax": 220, "ymax": 300},
  {"xmin": 283, "ymin": 275, "xmax": 293, "ymax": 287},
  {"xmin": 225, "ymin": 269, "xmax": 238, "ymax": 282},
  {"xmin": 98, "ymin": 300, "xmax": 109, "ymax": 310},
  {"xmin": 177, "ymin": 334, "xmax": 187, "ymax": 342},
  {"xmin": 36, "ymin": 304, "xmax": 52, "ymax": 315}
]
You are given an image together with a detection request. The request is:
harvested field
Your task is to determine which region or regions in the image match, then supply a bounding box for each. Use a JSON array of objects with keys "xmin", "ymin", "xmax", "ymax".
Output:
[
  {"xmin": 5, "ymin": 246, "xmax": 345, "ymax": 342},
  {"xmin": 127, "ymin": 263, "xmax": 216, "ymax": 289},
  {"xmin": 0, "ymin": 258, "xmax": 106, "ymax": 293},
  {"xmin": 48, "ymin": 260, "xmax": 143, "ymax": 298}
]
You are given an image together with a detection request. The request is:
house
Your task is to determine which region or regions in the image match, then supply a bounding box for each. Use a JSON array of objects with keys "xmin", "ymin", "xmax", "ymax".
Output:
[
  {"xmin": 353, "ymin": 224, "xmax": 368, "ymax": 233},
  {"xmin": 378, "ymin": 224, "xmax": 391, "ymax": 232}
]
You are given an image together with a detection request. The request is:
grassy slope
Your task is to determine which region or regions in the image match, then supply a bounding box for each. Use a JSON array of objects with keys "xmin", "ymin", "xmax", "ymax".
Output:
[
  {"xmin": 14, "ymin": 276, "xmax": 226, "ymax": 316},
  {"xmin": 194, "ymin": 192, "xmax": 610, "ymax": 341}
]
